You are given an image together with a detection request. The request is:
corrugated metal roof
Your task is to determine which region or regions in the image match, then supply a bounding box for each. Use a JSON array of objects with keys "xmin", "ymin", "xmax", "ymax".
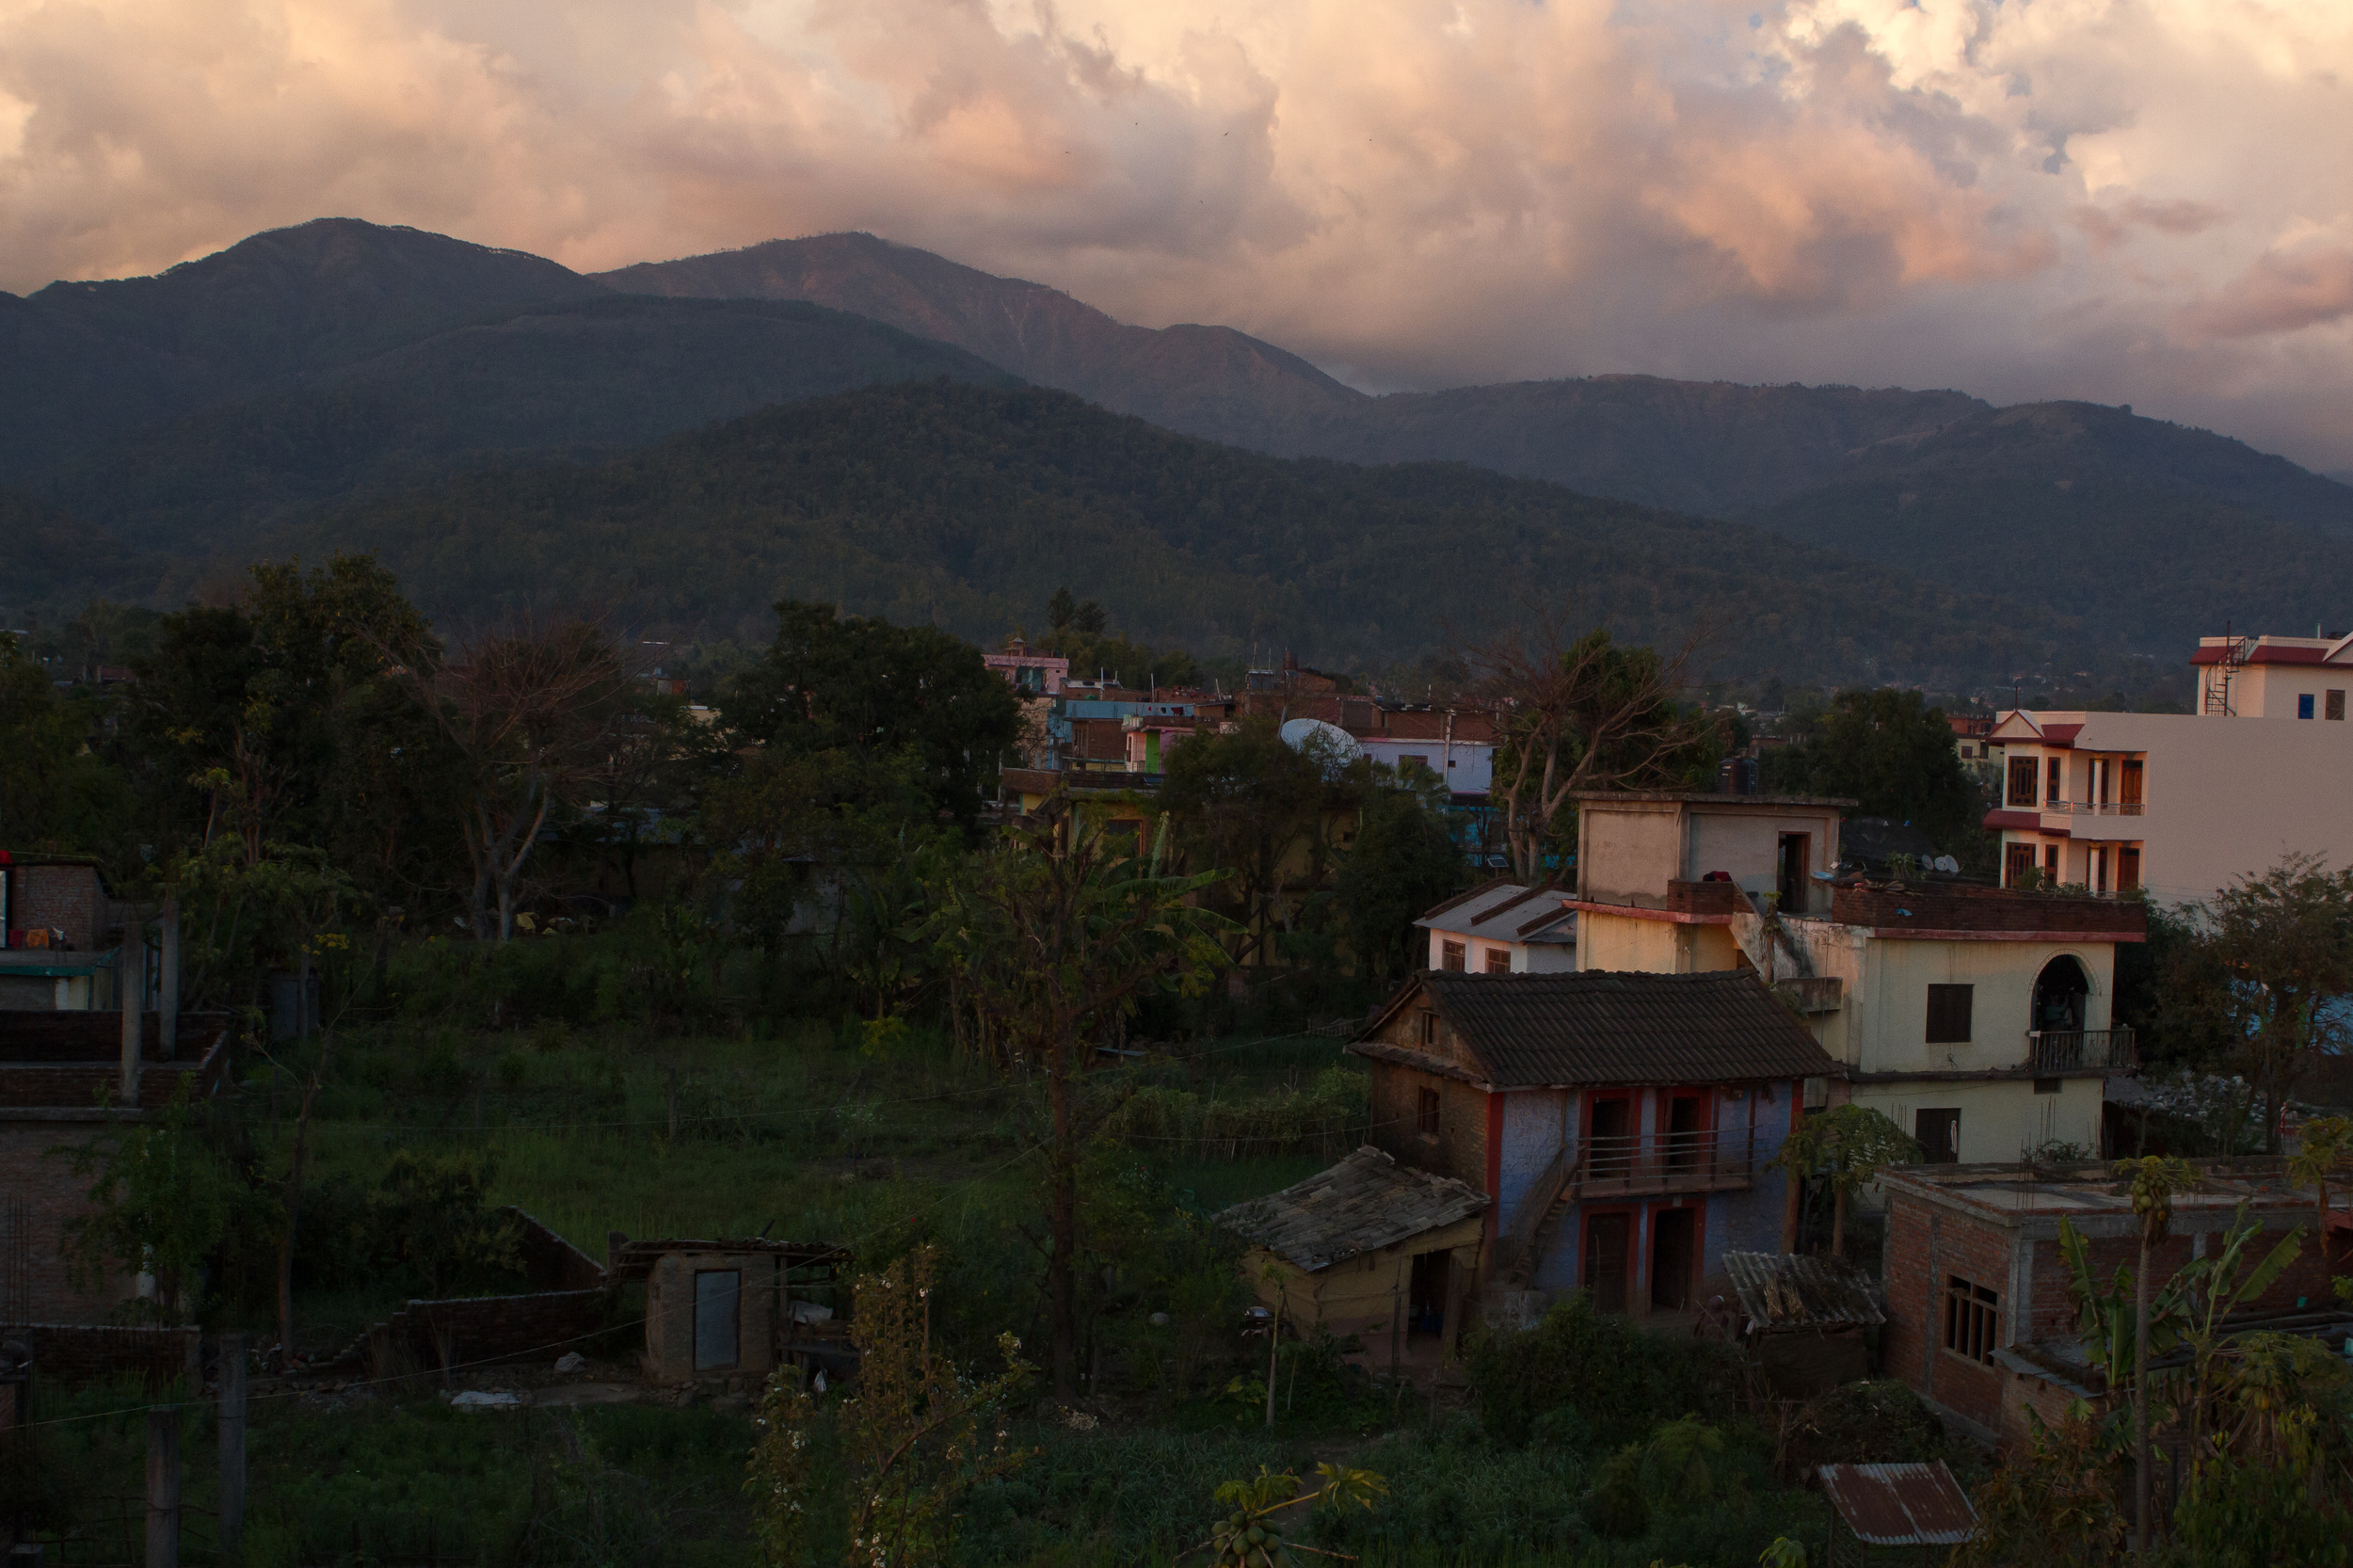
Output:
[
  {"xmin": 1817, "ymin": 1463, "xmax": 1977, "ymax": 1547},
  {"xmin": 1217, "ymin": 1146, "xmax": 1488, "ymax": 1272},
  {"xmin": 1419, "ymin": 970, "xmax": 1838, "ymax": 1089},
  {"xmin": 1722, "ymin": 1252, "xmax": 1885, "ymax": 1328},
  {"xmin": 1415, "ymin": 883, "xmax": 1575, "ymax": 946}
]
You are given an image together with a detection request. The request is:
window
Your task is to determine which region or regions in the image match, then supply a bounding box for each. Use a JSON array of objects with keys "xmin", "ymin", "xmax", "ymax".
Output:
[
  {"xmin": 1484, "ymin": 948, "xmax": 1512, "ymax": 975},
  {"xmin": 2300, "ymin": 693, "xmax": 2316, "ymax": 720},
  {"xmin": 1440, "ymin": 940, "xmax": 1466, "ymax": 972},
  {"xmin": 2120, "ymin": 759, "xmax": 2144, "ymax": 809},
  {"xmin": 1419, "ymin": 1012, "xmax": 1437, "ymax": 1048},
  {"xmin": 1926, "ymin": 984, "xmax": 1974, "ymax": 1044},
  {"xmin": 2043, "ymin": 844, "xmax": 2062, "ymax": 881},
  {"xmin": 1916, "ymin": 1108, "xmax": 1961, "ymax": 1163},
  {"xmin": 2045, "ymin": 757, "xmax": 2064, "ymax": 805},
  {"xmin": 1417, "ymin": 1086, "xmax": 1441, "ymax": 1137},
  {"xmin": 1943, "ymin": 1274, "xmax": 2000, "ymax": 1363},
  {"xmin": 2008, "ymin": 758, "xmax": 2039, "ymax": 807},
  {"xmin": 2120, "ymin": 847, "xmax": 2141, "ymax": 891},
  {"xmin": 2004, "ymin": 843, "xmax": 2037, "ymax": 887},
  {"xmin": 2091, "ymin": 846, "xmax": 2109, "ymax": 894},
  {"xmin": 2331, "ymin": 690, "xmax": 2347, "ymax": 721}
]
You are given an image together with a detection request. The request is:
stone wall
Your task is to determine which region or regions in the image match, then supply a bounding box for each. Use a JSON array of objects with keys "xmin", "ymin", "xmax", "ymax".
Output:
[{"xmin": 0, "ymin": 1322, "xmax": 198, "ymax": 1387}]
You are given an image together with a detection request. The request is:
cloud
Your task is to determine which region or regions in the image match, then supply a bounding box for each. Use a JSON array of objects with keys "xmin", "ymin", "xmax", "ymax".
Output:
[{"xmin": 2, "ymin": 0, "xmax": 2352, "ymax": 467}]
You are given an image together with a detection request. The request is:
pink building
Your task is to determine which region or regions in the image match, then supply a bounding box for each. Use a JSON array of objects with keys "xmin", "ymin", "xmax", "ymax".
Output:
[{"xmin": 983, "ymin": 638, "xmax": 1069, "ymax": 696}]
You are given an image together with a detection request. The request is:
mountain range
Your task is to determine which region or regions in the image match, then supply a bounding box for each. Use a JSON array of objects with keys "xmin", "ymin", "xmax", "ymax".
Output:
[{"xmin": 7, "ymin": 217, "xmax": 2352, "ymax": 684}]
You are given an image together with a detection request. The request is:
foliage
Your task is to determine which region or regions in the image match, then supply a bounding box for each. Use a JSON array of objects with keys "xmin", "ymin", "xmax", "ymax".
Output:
[
  {"xmin": 1335, "ymin": 771, "xmax": 1468, "ymax": 982},
  {"xmin": 1769, "ymin": 1380, "xmax": 1955, "ymax": 1480},
  {"xmin": 0, "ymin": 630, "xmax": 133, "ymax": 855},
  {"xmin": 1465, "ymin": 1291, "xmax": 1743, "ymax": 1450},
  {"xmin": 723, "ymin": 600, "xmax": 1021, "ymax": 828},
  {"xmin": 747, "ymin": 1244, "xmax": 1032, "ymax": 1567},
  {"xmin": 56, "ymin": 1077, "xmax": 268, "ymax": 1320},
  {"xmin": 1951, "ymin": 1404, "xmax": 2128, "ymax": 1568},
  {"xmin": 1160, "ymin": 717, "xmax": 1352, "ymax": 967},
  {"xmin": 369, "ymin": 1150, "xmax": 524, "ymax": 1299},
  {"xmin": 1760, "ymin": 687, "xmax": 1983, "ymax": 854},
  {"xmin": 1769, "ymin": 1105, "xmax": 1920, "ymax": 1257},
  {"xmin": 1478, "ymin": 626, "xmax": 1720, "ymax": 881},
  {"xmin": 1206, "ymin": 1463, "xmax": 1385, "ymax": 1568},
  {"xmin": 2196, "ymin": 852, "xmax": 2353, "ymax": 1152},
  {"xmin": 1106, "ymin": 1068, "xmax": 1369, "ymax": 1161},
  {"xmin": 2057, "ymin": 1216, "xmax": 2190, "ymax": 1385}
]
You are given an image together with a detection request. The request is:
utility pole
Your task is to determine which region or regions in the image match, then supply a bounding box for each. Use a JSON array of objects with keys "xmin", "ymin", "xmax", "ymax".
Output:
[
  {"xmin": 219, "ymin": 1335, "xmax": 247, "ymax": 1562},
  {"xmin": 145, "ymin": 1404, "xmax": 179, "ymax": 1568}
]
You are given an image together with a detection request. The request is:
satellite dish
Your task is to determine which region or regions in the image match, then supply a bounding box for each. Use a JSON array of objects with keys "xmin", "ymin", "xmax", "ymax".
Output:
[
  {"xmin": 1278, "ymin": 718, "xmax": 1361, "ymax": 760},
  {"xmin": 1933, "ymin": 855, "xmax": 1961, "ymax": 875}
]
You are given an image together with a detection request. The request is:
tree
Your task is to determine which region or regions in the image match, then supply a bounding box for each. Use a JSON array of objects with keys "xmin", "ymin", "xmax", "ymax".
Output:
[
  {"xmin": 1335, "ymin": 768, "xmax": 1465, "ymax": 982},
  {"xmin": 1762, "ymin": 687, "xmax": 1983, "ymax": 853},
  {"xmin": 58, "ymin": 1077, "xmax": 257, "ymax": 1322},
  {"xmin": 397, "ymin": 617, "xmax": 634, "ymax": 941},
  {"xmin": 0, "ymin": 633, "xmax": 131, "ymax": 855},
  {"xmin": 927, "ymin": 819, "xmax": 1231, "ymax": 1397},
  {"xmin": 2289, "ymin": 1115, "xmax": 2353, "ymax": 1265},
  {"xmin": 723, "ymin": 601, "xmax": 1021, "ymax": 827},
  {"xmin": 1201, "ymin": 1463, "xmax": 1385, "ymax": 1567},
  {"xmin": 1160, "ymin": 717, "xmax": 1347, "ymax": 968},
  {"xmin": 2114, "ymin": 1154, "xmax": 2201, "ymax": 1555},
  {"xmin": 2204, "ymin": 854, "xmax": 2353, "ymax": 1153},
  {"xmin": 1048, "ymin": 587, "xmax": 1077, "ymax": 632},
  {"xmin": 748, "ymin": 1244, "xmax": 1031, "ymax": 1567},
  {"xmin": 1475, "ymin": 626, "xmax": 1719, "ymax": 882},
  {"xmin": 1770, "ymin": 1104, "xmax": 1920, "ymax": 1257}
]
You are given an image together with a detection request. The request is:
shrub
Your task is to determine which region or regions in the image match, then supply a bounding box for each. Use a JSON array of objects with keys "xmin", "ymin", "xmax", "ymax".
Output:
[{"xmin": 1465, "ymin": 1292, "xmax": 1744, "ymax": 1448}]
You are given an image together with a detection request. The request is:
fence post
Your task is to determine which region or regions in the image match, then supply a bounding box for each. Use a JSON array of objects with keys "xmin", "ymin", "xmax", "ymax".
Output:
[
  {"xmin": 219, "ymin": 1334, "xmax": 247, "ymax": 1563},
  {"xmin": 146, "ymin": 1403, "xmax": 179, "ymax": 1568}
]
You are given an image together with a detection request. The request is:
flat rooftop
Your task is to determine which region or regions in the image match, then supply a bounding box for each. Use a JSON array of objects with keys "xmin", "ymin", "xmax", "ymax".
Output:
[{"xmin": 1881, "ymin": 1158, "xmax": 2314, "ymax": 1233}]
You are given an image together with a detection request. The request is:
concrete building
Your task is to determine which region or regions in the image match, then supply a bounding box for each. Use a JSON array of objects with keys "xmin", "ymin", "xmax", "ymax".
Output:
[
  {"xmin": 1571, "ymin": 793, "xmax": 2146, "ymax": 1163},
  {"xmin": 1987, "ymin": 632, "xmax": 2353, "ymax": 904},
  {"xmin": 1350, "ymin": 969, "xmax": 1833, "ymax": 1318},
  {"xmin": 1416, "ymin": 880, "xmax": 1576, "ymax": 974}
]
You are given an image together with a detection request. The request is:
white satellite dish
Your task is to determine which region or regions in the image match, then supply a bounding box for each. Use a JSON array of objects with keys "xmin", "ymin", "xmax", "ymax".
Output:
[{"xmin": 1278, "ymin": 717, "xmax": 1361, "ymax": 760}]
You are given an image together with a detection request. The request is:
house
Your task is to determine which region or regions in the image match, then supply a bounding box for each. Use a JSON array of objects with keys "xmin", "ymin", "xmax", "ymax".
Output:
[
  {"xmin": 1348, "ymin": 970, "xmax": 1835, "ymax": 1318},
  {"xmin": 1879, "ymin": 1159, "xmax": 2348, "ymax": 1447},
  {"xmin": 1721, "ymin": 1250, "xmax": 1885, "ymax": 1396},
  {"xmin": 3, "ymin": 855, "xmax": 120, "ymax": 1009},
  {"xmin": 1571, "ymin": 793, "xmax": 2147, "ymax": 1163},
  {"xmin": 1987, "ymin": 631, "xmax": 2353, "ymax": 904},
  {"xmin": 1415, "ymin": 880, "xmax": 1576, "ymax": 974},
  {"xmin": 984, "ymin": 637, "xmax": 1070, "ymax": 697},
  {"xmin": 1219, "ymin": 1145, "xmax": 1488, "ymax": 1376}
]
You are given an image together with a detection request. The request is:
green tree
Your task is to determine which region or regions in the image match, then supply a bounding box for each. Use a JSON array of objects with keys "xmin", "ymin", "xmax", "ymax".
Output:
[
  {"xmin": 0, "ymin": 632, "xmax": 131, "ymax": 854},
  {"xmin": 748, "ymin": 1243, "xmax": 1031, "ymax": 1567},
  {"xmin": 58, "ymin": 1077, "xmax": 264, "ymax": 1322},
  {"xmin": 1479, "ymin": 626, "xmax": 1719, "ymax": 881},
  {"xmin": 1769, "ymin": 1104, "xmax": 1920, "ymax": 1258},
  {"xmin": 927, "ymin": 819, "xmax": 1231, "ymax": 1396},
  {"xmin": 2204, "ymin": 854, "xmax": 2353, "ymax": 1153},
  {"xmin": 1160, "ymin": 717, "xmax": 1348, "ymax": 968},
  {"xmin": 724, "ymin": 600, "xmax": 1021, "ymax": 826},
  {"xmin": 1762, "ymin": 687, "xmax": 1982, "ymax": 853},
  {"xmin": 1335, "ymin": 767, "xmax": 1465, "ymax": 981}
]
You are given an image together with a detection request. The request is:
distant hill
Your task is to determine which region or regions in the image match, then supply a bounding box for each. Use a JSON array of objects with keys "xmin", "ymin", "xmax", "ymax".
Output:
[
  {"xmin": 245, "ymin": 380, "xmax": 2087, "ymax": 689},
  {"xmin": 599, "ymin": 233, "xmax": 1366, "ymax": 452},
  {"xmin": 37, "ymin": 296, "xmax": 1017, "ymax": 548}
]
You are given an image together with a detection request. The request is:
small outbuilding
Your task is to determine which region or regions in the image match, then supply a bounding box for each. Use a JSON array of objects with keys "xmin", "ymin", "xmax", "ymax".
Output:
[
  {"xmin": 1722, "ymin": 1250, "xmax": 1884, "ymax": 1397},
  {"xmin": 1816, "ymin": 1461, "xmax": 1977, "ymax": 1567},
  {"xmin": 1220, "ymin": 1145, "xmax": 1488, "ymax": 1378},
  {"xmin": 609, "ymin": 1238, "xmax": 850, "ymax": 1387}
]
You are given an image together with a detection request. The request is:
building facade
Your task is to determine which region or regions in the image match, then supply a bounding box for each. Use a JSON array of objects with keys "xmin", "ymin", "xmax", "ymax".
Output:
[{"xmin": 1416, "ymin": 880, "xmax": 1576, "ymax": 974}]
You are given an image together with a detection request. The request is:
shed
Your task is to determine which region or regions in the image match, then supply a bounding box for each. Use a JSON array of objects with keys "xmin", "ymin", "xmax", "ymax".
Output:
[
  {"xmin": 1816, "ymin": 1461, "xmax": 1977, "ymax": 1567},
  {"xmin": 1722, "ymin": 1251, "xmax": 1884, "ymax": 1396},
  {"xmin": 609, "ymin": 1238, "xmax": 850, "ymax": 1387},
  {"xmin": 1219, "ymin": 1146, "xmax": 1488, "ymax": 1378}
]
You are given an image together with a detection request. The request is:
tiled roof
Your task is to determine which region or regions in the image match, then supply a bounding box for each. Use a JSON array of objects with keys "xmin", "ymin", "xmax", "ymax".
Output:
[
  {"xmin": 1415, "ymin": 882, "xmax": 1575, "ymax": 945},
  {"xmin": 1217, "ymin": 1146, "xmax": 1488, "ymax": 1272},
  {"xmin": 1722, "ymin": 1251, "xmax": 1884, "ymax": 1329},
  {"xmin": 1417, "ymin": 970, "xmax": 1837, "ymax": 1088}
]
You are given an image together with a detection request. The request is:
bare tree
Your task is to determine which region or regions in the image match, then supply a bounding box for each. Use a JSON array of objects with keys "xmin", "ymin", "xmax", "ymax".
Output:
[
  {"xmin": 1473, "ymin": 621, "xmax": 1719, "ymax": 882},
  {"xmin": 391, "ymin": 617, "xmax": 635, "ymax": 941}
]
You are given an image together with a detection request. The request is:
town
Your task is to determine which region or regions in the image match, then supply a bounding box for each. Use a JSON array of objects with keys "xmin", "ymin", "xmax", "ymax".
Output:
[{"xmin": 7, "ymin": 578, "xmax": 2353, "ymax": 1566}]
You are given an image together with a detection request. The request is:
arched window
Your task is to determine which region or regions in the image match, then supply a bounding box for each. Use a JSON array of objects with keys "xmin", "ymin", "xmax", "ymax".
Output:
[{"xmin": 2031, "ymin": 955, "xmax": 2089, "ymax": 1035}]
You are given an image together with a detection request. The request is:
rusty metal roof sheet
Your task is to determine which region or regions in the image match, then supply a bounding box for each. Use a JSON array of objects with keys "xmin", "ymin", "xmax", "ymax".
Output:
[
  {"xmin": 1217, "ymin": 1146, "xmax": 1488, "ymax": 1272},
  {"xmin": 1817, "ymin": 1463, "xmax": 1977, "ymax": 1547},
  {"xmin": 1723, "ymin": 1252, "xmax": 1885, "ymax": 1329}
]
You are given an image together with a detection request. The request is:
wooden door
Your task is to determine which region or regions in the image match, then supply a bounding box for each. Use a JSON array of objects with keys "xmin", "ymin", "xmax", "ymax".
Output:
[
  {"xmin": 1583, "ymin": 1212, "xmax": 1630, "ymax": 1314},
  {"xmin": 1651, "ymin": 1208, "xmax": 1696, "ymax": 1311}
]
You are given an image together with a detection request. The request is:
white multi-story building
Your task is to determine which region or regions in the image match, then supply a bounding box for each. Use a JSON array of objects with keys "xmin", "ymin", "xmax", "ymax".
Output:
[{"xmin": 1987, "ymin": 632, "xmax": 2353, "ymax": 904}]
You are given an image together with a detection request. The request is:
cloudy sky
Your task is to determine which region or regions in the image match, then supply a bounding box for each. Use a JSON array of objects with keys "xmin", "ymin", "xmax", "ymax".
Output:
[{"xmin": 6, "ymin": 0, "xmax": 2352, "ymax": 470}]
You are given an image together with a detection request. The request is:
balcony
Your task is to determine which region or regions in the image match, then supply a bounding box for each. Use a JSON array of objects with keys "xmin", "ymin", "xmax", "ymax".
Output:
[
  {"xmin": 1574, "ymin": 1128, "xmax": 1759, "ymax": 1198},
  {"xmin": 2025, "ymin": 1028, "xmax": 2137, "ymax": 1076}
]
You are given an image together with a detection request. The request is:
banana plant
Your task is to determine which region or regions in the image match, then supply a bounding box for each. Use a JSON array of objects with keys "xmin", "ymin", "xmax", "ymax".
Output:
[
  {"xmin": 2057, "ymin": 1217, "xmax": 2190, "ymax": 1387},
  {"xmin": 2169, "ymin": 1204, "xmax": 2305, "ymax": 1462}
]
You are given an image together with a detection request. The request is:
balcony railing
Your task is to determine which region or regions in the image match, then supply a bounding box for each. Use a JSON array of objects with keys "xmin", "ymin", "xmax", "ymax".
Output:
[
  {"xmin": 1571, "ymin": 1128, "xmax": 1758, "ymax": 1197},
  {"xmin": 2025, "ymin": 1028, "xmax": 2137, "ymax": 1075},
  {"xmin": 2041, "ymin": 802, "xmax": 2145, "ymax": 817}
]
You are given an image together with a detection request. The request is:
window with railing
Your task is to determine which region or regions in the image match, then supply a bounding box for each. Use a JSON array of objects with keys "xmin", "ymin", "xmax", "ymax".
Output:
[{"xmin": 1944, "ymin": 1275, "xmax": 1999, "ymax": 1363}]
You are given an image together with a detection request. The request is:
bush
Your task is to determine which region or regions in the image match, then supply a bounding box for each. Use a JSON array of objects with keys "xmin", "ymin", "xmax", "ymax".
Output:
[
  {"xmin": 1773, "ymin": 1380, "xmax": 1955, "ymax": 1481},
  {"xmin": 1312, "ymin": 1417, "xmax": 1591, "ymax": 1560},
  {"xmin": 1465, "ymin": 1292, "xmax": 1744, "ymax": 1448},
  {"xmin": 1106, "ymin": 1068, "xmax": 1369, "ymax": 1160}
]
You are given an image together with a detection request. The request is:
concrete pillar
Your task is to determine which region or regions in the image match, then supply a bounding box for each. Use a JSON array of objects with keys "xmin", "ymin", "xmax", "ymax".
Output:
[
  {"xmin": 218, "ymin": 1335, "xmax": 247, "ymax": 1562},
  {"xmin": 157, "ymin": 898, "xmax": 179, "ymax": 1061},
  {"xmin": 145, "ymin": 1404, "xmax": 179, "ymax": 1568},
  {"xmin": 120, "ymin": 913, "xmax": 145, "ymax": 1107}
]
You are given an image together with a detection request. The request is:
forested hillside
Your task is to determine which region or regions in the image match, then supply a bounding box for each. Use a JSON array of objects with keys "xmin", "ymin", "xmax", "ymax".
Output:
[{"xmin": 250, "ymin": 381, "xmax": 2089, "ymax": 689}]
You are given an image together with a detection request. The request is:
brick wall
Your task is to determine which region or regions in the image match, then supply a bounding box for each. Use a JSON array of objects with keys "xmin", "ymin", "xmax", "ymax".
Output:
[
  {"xmin": 10, "ymin": 865, "xmax": 106, "ymax": 951},
  {"xmin": 375, "ymin": 1288, "xmax": 611, "ymax": 1373},
  {"xmin": 0, "ymin": 1012, "xmax": 231, "ymax": 1064},
  {"xmin": 0, "ymin": 1118, "xmax": 139, "ymax": 1322},
  {"xmin": 0, "ymin": 1040, "xmax": 230, "ymax": 1109},
  {"xmin": 1833, "ymin": 885, "xmax": 2148, "ymax": 937},
  {"xmin": 1882, "ymin": 1191, "xmax": 2014, "ymax": 1434},
  {"xmin": 0, "ymin": 1322, "xmax": 197, "ymax": 1387},
  {"xmin": 1367, "ymin": 1061, "xmax": 1488, "ymax": 1195}
]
